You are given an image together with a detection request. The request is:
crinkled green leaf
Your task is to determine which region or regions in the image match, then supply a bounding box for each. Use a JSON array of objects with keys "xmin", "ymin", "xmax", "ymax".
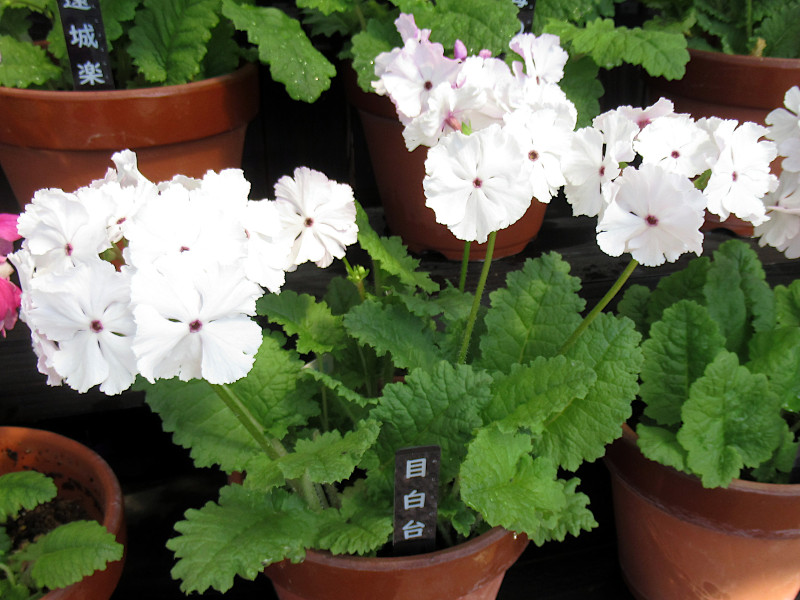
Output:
[
  {"xmin": 13, "ymin": 520, "xmax": 123, "ymax": 591},
  {"xmin": 0, "ymin": 578, "xmax": 29, "ymax": 600},
  {"xmin": 258, "ymin": 290, "xmax": 346, "ymax": 355},
  {"xmin": 755, "ymin": 2, "xmax": 800, "ymax": 58},
  {"xmin": 343, "ymin": 299, "xmax": 444, "ymax": 370},
  {"xmin": 460, "ymin": 425, "xmax": 595, "ymax": 545},
  {"xmin": 635, "ymin": 423, "xmax": 687, "ymax": 472},
  {"xmin": 300, "ymin": 365, "xmax": 372, "ymax": 408},
  {"xmin": 370, "ymin": 362, "xmax": 492, "ymax": 484},
  {"xmin": 539, "ymin": 313, "xmax": 642, "ymax": 470},
  {"xmin": 143, "ymin": 333, "xmax": 317, "ymax": 473},
  {"xmin": 0, "ymin": 471, "xmax": 57, "ymax": 522},
  {"xmin": 127, "ymin": 0, "xmax": 220, "ymax": 84},
  {"xmin": 0, "ymin": 35, "xmax": 62, "ymax": 87},
  {"xmin": 678, "ymin": 351, "xmax": 785, "ymax": 488},
  {"xmin": 350, "ymin": 15, "xmax": 400, "ymax": 91},
  {"xmin": 169, "ymin": 486, "xmax": 321, "ymax": 594},
  {"xmin": 640, "ymin": 300, "xmax": 726, "ymax": 425},
  {"xmin": 775, "ymin": 279, "xmax": 800, "ymax": 327},
  {"xmin": 478, "ymin": 253, "xmax": 584, "ymax": 372},
  {"xmin": 484, "ymin": 356, "xmax": 596, "ymax": 433},
  {"xmin": 100, "ymin": 0, "xmax": 140, "ymax": 44},
  {"xmin": 635, "ymin": 255, "xmax": 710, "ymax": 332},
  {"xmin": 545, "ymin": 17, "xmax": 688, "ymax": 79},
  {"xmin": 704, "ymin": 239, "xmax": 775, "ymax": 358},
  {"xmin": 313, "ymin": 487, "xmax": 392, "ymax": 556},
  {"xmin": 615, "ymin": 283, "xmax": 651, "ymax": 335},
  {"xmin": 532, "ymin": 0, "xmax": 616, "ymax": 31},
  {"xmin": 356, "ymin": 203, "xmax": 439, "ymax": 294},
  {"xmin": 277, "ymin": 419, "xmax": 380, "ymax": 484},
  {"xmin": 748, "ymin": 327, "xmax": 800, "ymax": 411},
  {"xmin": 222, "ymin": 0, "xmax": 335, "ymax": 102},
  {"xmin": 750, "ymin": 424, "xmax": 798, "ymax": 483},
  {"xmin": 560, "ymin": 53, "xmax": 603, "ymax": 127},
  {"xmin": 324, "ymin": 276, "xmax": 362, "ymax": 316}
]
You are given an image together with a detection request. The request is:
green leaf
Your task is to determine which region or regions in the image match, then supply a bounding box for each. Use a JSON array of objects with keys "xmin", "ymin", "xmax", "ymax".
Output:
[
  {"xmin": 478, "ymin": 253, "xmax": 584, "ymax": 372},
  {"xmin": 370, "ymin": 362, "xmax": 492, "ymax": 484},
  {"xmin": 748, "ymin": 327, "xmax": 800, "ymax": 411},
  {"xmin": 143, "ymin": 333, "xmax": 317, "ymax": 473},
  {"xmin": 277, "ymin": 419, "xmax": 380, "ymax": 484},
  {"xmin": 635, "ymin": 423, "xmax": 687, "ymax": 472},
  {"xmin": 545, "ymin": 18, "xmax": 689, "ymax": 79},
  {"xmin": 755, "ymin": 2, "xmax": 800, "ymax": 58},
  {"xmin": 0, "ymin": 35, "xmax": 62, "ymax": 88},
  {"xmin": 127, "ymin": 0, "xmax": 220, "ymax": 85},
  {"xmin": 484, "ymin": 356, "xmax": 596, "ymax": 433},
  {"xmin": 460, "ymin": 425, "xmax": 596, "ymax": 545},
  {"xmin": 257, "ymin": 290, "xmax": 346, "ymax": 355},
  {"xmin": 640, "ymin": 300, "xmax": 726, "ymax": 425},
  {"xmin": 169, "ymin": 486, "xmax": 321, "ymax": 594},
  {"xmin": 314, "ymin": 487, "xmax": 393, "ymax": 556},
  {"xmin": 0, "ymin": 471, "xmax": 57, "ymax": 522},
  {"xmin": 678, "ymin": 351, "xmax": 785, "ymax": 488},
  {"xmin": 615, "ymin": 284, "xmax": 651, "ymax": 335},
  {"xmin": 775, "ymin": 280, "xmax": 800, "ymax": 327},
  {"xmin": 559, "ymin": 53, "xmax": 603, "ymax": 127},
  {"xmin": 13, "ymin": 520, "xmax": 122, "ymax": 591},
  {"xmin": 222, "ymin": 0, "xmax": 336, "ymax": 102},
  {"xmin": 355, "ymin": 203, "xmax": 439, "ymax": 294},
  {"xmin": 343, "ymin": 299, "xmax": 444, "ymax": 370},
  {"xmin": 349, "ymin": 16, "xmax": 401, "ymax": 92},
  {"xmin": 541, "ymin": 313, "xmax": 642, "ymax": 470},
  {"xmin": 637, "ymin": 255, "xmax": 711, "ymax": 331},
  {"xmin": 99, "ymin": 0, "xmax": 140, "ymax": 44}
]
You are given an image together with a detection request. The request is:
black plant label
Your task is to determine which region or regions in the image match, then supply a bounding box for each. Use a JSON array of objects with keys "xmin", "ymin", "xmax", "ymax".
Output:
[
  {"xmin": 393, "ymin": 445, "xmax": 440, "ymax": 555},
  {"xmin": 57, "ymin": 0, "xmax": 115, "ymax": 90}
]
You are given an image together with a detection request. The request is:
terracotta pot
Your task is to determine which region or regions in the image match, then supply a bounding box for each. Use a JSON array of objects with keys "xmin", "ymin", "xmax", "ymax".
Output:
[
  {"xmin": 264, "ymin": 527, "xmax": 528, "ymax": 600},
  {"xmin": 0, "ymin": 63, "xmax": 260, "ymax": 208},
  {"xmin": 345, "ymin": 69, "xmax": 547, "ymax": 261},
  {"xmin": 604, "ymin": 423, "xmax": 800, "ymax": 600},
  {"xmin": 0, "ymin": 426, "xmax": 126, "ymax": 600},
  {"xmin": 647, "ymin": 48, "xmax": 800, "ymax": 237}
]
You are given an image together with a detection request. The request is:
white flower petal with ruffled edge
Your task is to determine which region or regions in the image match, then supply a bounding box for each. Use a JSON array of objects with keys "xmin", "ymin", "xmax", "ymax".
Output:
[{"xmin": 756, "ymin": 170, "xmax": 800, "ymax": 258}]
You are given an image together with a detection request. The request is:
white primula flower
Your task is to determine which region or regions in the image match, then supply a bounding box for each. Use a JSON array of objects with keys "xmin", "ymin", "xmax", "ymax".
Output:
[
  {"xmin": 562, "ymin": 127, "xmax": 620, "ymax": 218},
  {"xmin": 131, "ymin": 261, "xmax": 263, "ymax": 384},
  {"xmin": 592, "ymin": 109, "xmax": 638, "ymax": 164},
  {"xmin": 766, "ymin": 86, "xmax": 800, "ymax": 172},
  {"xmin": 617, "ymin": 97, "xmax": 675, "ymax": 131},
  {"xmin": 25, "ymin": 260, "xmax": 137, "ymax": 394},
  {"xmin": 17, "ymin": 187, "xmax": 113, "ymax": 274},
  {"xmin": 504, "ymin": 106, "xmax": 573, "ymax": 203},
  {"xmin": 597, "ymin": 164, "xmax": 706, "ymax": 267},
  {"xmin": 455, "ymin": 54, "xmax": 516, "ymax": 119},
  {"xmin": 241, "ymin": 199, "xmax": 291, "ymax": 293},
  {"xmin": 422, "ymin": 124, "xmax": 531, "ymax": 243},
  {"xmin": 635, "ymin": 113, "xmax": 713, "ymax": 178},
  {"xmin": 275, "ymin": 167, "xmax": 358, "ymax": 269},
  {"xmin": 701, "ymin": 118, "xmax": 778, "ymax": 226},
  {"xmin": 756, "ymin": 170, "xmax": 800, "ymax": 258},
  {"xmin": 509, "ymin": 32, "xmax": 568, "ymax": 85}
]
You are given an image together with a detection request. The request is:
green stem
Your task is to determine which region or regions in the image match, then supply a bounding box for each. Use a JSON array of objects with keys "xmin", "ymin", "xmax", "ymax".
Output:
[
  {"xmin": 457, "ymin": 231, "xmax": 497, "ymax": 364},
  {"xmin": 210, "ymin": 383, "xmax": 324, "ymax": 510},
  {"xmin": 558, "ymin": 258, "xmax": 639, "ymax": 355},
  {"xmin": 458, "ymin": 241, "xmax": 470, "ymax": 292}
]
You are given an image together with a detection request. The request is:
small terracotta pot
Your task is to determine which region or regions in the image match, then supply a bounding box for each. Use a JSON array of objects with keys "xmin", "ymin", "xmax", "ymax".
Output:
[
  {"xmin": 0, "ymin": 426, "xmax": 126, "ymax": 600},
  {"xmin": 647, "ymin": 48, "xmax": 800, "ymax": 237},
  {"xmin": 264, "ymin": 527, "xmax": 528, "ymax": 600},
  {"xmin": 0, "ymin": 63, "xmax": 260, "ymax": 207},
  {"xmin": 604, "ymin": 423, "xmax": 800, "ymax": 600},
  {"xmin": 345, "ymin": 69, "xmax": 547, "ymax": 261}
]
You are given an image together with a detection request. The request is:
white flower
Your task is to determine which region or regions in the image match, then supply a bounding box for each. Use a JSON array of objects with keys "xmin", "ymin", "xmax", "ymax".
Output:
[
  {"xmin": 617, "ymin": 98, "xmax": 675, "ymax": 130},
  {"xmin": 766, "ymin": 86, "xmax": 800, "ymax": 172},
  {"xmin": 756, "ymin": 170, "xmax": 800, "ymax": 258},
  {"xmin": 509, "ymin": 32, "xmax": 568, "ymax": 85},
  {"xmin": 274, "ymin": 167, "xmax": 358, "ymax": 269},
  {"xmin": 592, "ymin": 109, "xmax": 638, "ymax": 164},
  {"xmin": 241, "ymin": 199, "xmax": 291, "ymax": 293},
  {"xmin": 25, "ymin": 261, "xmax": 137, "ymax": 394},
  {"xmin": 131, "ymin": 260, "xmax": 263, "ymax": 384},
  {"xmin": 422, "ymin": 124, "xmax": 531, "ymax": 243},
  {"xmin": 504, "ymin": 106, "xmax": 573, "ymax": 203},
  {"xmin": 17, "ymin": 187, "xmax": 114, "ymax": 274},
  {"xmin": 597, "ymin": 164, "xmax": 706, "ymax": 267},
  {"xmin": 701, "ymin": 118, "xmax": 777, "ymax": 226},
  {"xmin": 635, "ymin": 113, "xmax": 713, "ymax": 178},
  {"xmin": 562, "ymin": 127, "xmax": 620, "ymax": 218}
]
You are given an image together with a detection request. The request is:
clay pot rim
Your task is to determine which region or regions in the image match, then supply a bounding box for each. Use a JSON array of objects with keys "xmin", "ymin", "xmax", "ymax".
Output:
[
  {"xmin": 688, "ymin": 47, "xmax": 800, "ymax": 70},
  {"xmin": 0, "ymin": 62, "xmax": 257, "ymax": 101},
  {"xmin": 300, "ymin": 526, "xmax": 525, "ymax": 571}
]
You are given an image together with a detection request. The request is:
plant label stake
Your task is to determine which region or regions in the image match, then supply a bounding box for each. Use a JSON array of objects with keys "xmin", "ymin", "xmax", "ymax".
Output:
[
  {"xmin": 393, "ymin": 445, "xmax": 440, "ymax": 555},
  {"xmin": 57, "ymin": 0, "xmax": 115, "ymax": 90}
]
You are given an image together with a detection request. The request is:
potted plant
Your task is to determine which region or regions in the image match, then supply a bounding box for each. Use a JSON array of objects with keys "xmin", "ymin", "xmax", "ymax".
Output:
[
  {"xmin": 599, "ymin": 87, "xmax": 800, "ymax": 599},
  {"xmin": 0, "ymin": 426, "xmax": 126, "ymax": 600},
  {"xmin": 2, "ymin": 28, "xmax": 780, "ymax": 598}
]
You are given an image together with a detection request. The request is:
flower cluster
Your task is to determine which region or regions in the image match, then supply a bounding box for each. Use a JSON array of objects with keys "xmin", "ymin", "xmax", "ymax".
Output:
[
  {"xmin": 8, "ymin": 152, "xmax": 358, "ymax": 394},
  {"xmin": 373, "ymin": 15, "xmax": 577, "ymax": 244},
  {"xmin": 0, "ymin": 213, "xmax": 21, "ymax": 336}
]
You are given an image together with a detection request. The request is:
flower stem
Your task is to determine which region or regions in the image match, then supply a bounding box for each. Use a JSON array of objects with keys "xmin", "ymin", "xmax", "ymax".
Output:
[
  {"xmin": 458, "ymin": 241, "xmax": 470, "ymax": 292},
  {"xmin": 558, "ymin": 258, "xmax": 639, "ymax": 355},
  {"xmin": 457, "ymin": 231, "xmax": 496, "ymax": 363}
]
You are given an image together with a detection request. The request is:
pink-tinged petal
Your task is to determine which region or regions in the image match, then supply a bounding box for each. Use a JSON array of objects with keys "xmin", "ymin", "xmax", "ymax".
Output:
[
  {"xmin": 0, "ymin": 277, "xmax": 21, "ymax": 336},
  {"xmin": 0, "ymin": 213, "xmax": 20, "ymax": 242}
]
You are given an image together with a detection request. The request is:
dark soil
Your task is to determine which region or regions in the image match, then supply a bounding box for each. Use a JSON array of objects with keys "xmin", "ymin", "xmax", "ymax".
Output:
[{"xmin": 4, "ymin": 497, "xmax": 90, "ymax": 550}]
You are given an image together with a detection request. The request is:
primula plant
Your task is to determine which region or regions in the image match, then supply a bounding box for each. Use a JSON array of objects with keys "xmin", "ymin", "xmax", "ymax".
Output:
[
  {"xmin": 3, "ymin": 17, "xmax": 786, "ymax": 596},
  {"xmin": 0, "ymin": 471, "xmax": 123, "ymax": 599}
]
